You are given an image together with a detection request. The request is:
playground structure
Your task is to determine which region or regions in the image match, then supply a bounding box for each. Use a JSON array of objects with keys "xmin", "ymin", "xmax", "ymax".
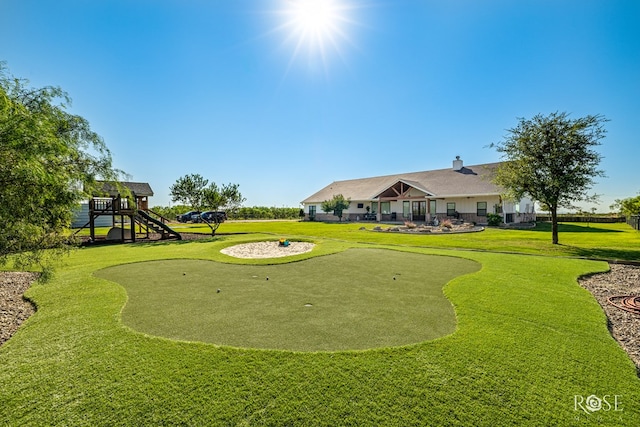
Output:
[{"xmin": 77, "ymin": 181, "xmax": 181, "ymax": 243}]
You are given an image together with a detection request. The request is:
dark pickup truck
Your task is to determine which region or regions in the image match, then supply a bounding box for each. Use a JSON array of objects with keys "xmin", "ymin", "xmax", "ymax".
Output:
[{"xmin": 176, "ymin": 211, "xmax": 201, "ymax": 223}]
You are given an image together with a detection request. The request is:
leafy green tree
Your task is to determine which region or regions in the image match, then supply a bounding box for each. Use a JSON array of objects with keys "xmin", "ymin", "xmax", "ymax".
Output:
[
  {"xmin": 170, "ymin": 175, "xmax": 245, "ymax": 235},
  {"xmin": 0, "ymin": 64, "xmax": 123, "ymax": 275},
  {"xmin": 169, "ymin": 174, "xmax": 208, "ymax": 211},
  {"xmin": 203, "ymin": 182, "xmax": 246, "ymax": 215},
  {"xmin": 321, "ymin": 194, "xmax": 351, "ymax": 221},
  {"xmin": 221, "ymin": 183, "xmax": 246, "ymax": 214},
  {"xmin": 492, "ymin": 112, "xmax": 606, "ymax": 244}
]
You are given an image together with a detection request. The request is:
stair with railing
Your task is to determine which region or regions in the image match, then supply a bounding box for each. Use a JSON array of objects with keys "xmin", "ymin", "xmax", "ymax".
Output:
[{"xmin": 135, "ymin": 209, "xmax": 182, "ymax": 240}]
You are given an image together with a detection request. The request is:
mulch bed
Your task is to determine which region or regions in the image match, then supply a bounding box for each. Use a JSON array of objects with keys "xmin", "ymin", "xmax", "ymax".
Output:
[
  {"xmin": 79, "ymin": 232, "xmax": 214, "ymax": 245},
  {"xmin": 2, "ymin": 263, "xmax": 640, "ymax": 373},
  {"xmin": 578, "ymin": 264, "xmax": 640, "ymax": 370},
  {"xmin": 0, "ymin": 272, "xmax": 39, "ymax": 346}
]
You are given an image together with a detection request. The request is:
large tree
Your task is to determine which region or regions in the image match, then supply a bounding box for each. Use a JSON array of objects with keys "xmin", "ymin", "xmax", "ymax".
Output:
[
  {"xmin": 492, "ymin": 112, "xmax": 606, "ymax": 244},
  {"xmin": 0, "ymin": 64, "xmax": 123, "ymax": 275}
]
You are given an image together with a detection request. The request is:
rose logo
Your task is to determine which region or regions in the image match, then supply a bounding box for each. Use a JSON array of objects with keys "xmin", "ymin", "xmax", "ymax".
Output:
[{"xmin": 585, "ymin": 395, "xmax": 602, "ymax": 412}]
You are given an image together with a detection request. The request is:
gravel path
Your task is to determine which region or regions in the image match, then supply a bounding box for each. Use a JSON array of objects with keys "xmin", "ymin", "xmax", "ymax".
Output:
[
  {"xmin": 0, "ymin": 272, "xmax": 38, "ymax": 346},
  {"xmin": 1, "ymin": 262, "xmax": 639, "ymax": 372}
]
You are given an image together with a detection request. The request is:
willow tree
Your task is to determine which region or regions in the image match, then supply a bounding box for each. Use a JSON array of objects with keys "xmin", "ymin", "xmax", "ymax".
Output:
[
  {"xmin": 492, "ymin": 112, "xmax": 606, "ymax": 244},
  {"xmin": 0, "ymin": 64, "xmax": 123, "ymax": 275}
]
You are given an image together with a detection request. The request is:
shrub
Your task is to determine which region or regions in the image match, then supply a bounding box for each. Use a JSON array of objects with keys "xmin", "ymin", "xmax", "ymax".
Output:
[{"xmin": 487, "ymin": 213, "xmax": 502, "ymax": 226}]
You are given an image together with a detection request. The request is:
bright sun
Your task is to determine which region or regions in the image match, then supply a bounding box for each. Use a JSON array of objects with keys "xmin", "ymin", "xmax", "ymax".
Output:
[
  {"xmin": 276, "ymin": 0, "xmax": 356, "ymax": 72},
  {"xmin": 291, "ymin": 0, "xmax": 340, "ymax": 36}
]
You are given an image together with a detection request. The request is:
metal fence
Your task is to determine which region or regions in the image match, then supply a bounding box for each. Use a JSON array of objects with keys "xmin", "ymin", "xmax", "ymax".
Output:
[
  {"xmin": 535, "ymin": 215, "xmax": 626, "ymax": 223},
  {"xmin": 628, "ymin": 215, "xmax": 640, "ymax": 230}
]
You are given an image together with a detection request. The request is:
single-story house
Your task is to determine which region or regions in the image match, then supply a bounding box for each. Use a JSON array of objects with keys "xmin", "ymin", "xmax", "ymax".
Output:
[{"xmin": 301, "ymin": 157, "xmax": 535, "ymax": 225}]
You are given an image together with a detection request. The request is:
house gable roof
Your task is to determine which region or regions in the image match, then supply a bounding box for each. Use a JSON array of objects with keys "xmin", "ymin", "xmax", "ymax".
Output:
[
  {"xmin": 301, "ymin": 162, "xmax": 501, "ymax": 204},
  {"xmin": 372, "ymin": 179, "xmax": 435, "ymax": 199}
]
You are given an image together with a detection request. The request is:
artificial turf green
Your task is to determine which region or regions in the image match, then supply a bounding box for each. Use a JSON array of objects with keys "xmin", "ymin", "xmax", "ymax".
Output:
[
  {"xmin": 1, "ymin": 227, "xmax": 639, "ymax": 425},
  {"xmin": 95, "ymin": 249, "xmax": 480, "ymax": 351}
]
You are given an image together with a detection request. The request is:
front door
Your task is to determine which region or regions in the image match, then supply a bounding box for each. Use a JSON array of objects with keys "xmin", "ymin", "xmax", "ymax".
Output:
[{"xmin": 412, "ymin": 201, "xmax": 426, "ymax": 221}]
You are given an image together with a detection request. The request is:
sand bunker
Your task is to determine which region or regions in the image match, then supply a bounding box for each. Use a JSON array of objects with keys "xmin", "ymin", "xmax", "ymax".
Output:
[{"xmin": 220, "ymin": 241, "xmax": 315, "ymax": 259}]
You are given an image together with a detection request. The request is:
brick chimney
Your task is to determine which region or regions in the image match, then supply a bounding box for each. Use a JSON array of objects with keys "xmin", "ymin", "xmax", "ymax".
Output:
[{"xmin": 453, "ymin": 156, "xmax": 463, "ymax": 171}]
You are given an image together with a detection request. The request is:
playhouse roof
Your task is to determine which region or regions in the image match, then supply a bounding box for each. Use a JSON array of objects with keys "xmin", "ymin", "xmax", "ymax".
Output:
[{"xmin": 95, "ymin": 181, "xmax": 154, "ymax": 197}]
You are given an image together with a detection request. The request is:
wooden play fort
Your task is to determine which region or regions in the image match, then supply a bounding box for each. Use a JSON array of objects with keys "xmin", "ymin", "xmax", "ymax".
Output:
[{"xmin": 80, "ymin": 181, "xmax": 181, "ymax": 243}]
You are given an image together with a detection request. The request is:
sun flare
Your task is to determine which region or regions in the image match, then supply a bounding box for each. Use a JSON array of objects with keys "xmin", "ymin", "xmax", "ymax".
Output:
[
  {"xmin": 276, "ymin": 0, "xmax": 357, "ymax": 72},
  {"xmin": 291, "ymin": 0, "xmax": 340, "ymax": 36}
]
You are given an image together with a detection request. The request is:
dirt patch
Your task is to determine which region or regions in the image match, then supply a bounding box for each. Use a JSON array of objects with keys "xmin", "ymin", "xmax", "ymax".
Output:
[
  {"xmin": 0, "ymin": 272, "xmax": 39, "ymax": 346},
  {"xmin": 578, "ymin": 264, "xmax": 640, "ymax": 370}
]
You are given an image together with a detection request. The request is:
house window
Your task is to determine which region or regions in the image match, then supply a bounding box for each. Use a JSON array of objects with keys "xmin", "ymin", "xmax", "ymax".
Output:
[
  {"xmin": 477, "ymin": 202, "xmax": 487, "ymax": 216},
  {"xmin": 381, "ymin": 202, "xmax": 390, "ymax": 214},
  {"xmin": 447, "ymin": 202, "xmax": 456, "ymax": 216},
  {"xmin": 371, "ymin": 202, "xmax": 378, "ymax": 214},
  {"xmin": 309, "ymin": 205, "xmax": 316, "ymax": 217},
  {"xmin": 403, "ymin": 201, "xmax": 410, "ymax": 218},
  {"xmin": 357, "ymin": 203, "xmax": 364, "ymax": 209},
  {"xmin": 429, "ymin": 200, "xmax": 436, "ymax": 214}
]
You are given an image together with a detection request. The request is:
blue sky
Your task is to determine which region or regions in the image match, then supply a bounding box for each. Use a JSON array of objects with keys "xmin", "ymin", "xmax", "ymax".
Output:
[{"xmin": 2, "ymin": 0, "xmax": 639, "ymax": 212}]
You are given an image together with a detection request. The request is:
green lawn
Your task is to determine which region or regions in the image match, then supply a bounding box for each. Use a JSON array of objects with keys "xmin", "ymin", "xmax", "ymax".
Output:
[
  {"xmin": 1, "ymin": 223, "xmax": 639, "ymax": 425},
  {"xmin": 182, "ymin": 220, "xmax": 640, "ymax": 261}
]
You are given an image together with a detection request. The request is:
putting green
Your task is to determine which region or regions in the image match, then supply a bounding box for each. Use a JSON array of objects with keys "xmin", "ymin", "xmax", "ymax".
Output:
[{"xmin": 96, "ymin": 248, "xmax": 480, "ymax": 351}]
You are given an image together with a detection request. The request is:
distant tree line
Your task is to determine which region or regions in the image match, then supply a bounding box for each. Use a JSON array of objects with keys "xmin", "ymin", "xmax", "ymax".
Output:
[
  {"xmin": 150, "ymin": 205, "xmax": 302, "ymax": 221},
  {"xmin": 233, "ymin": 206, "xmax": 302, "ymax": 220}
]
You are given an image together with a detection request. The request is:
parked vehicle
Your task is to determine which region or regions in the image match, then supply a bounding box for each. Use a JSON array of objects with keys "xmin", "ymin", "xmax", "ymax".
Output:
[
  {"xmin": 201, "ymin": 211, "xmax": 227, "ymax": 223},
  {"xmin": 176, "ymin": 211, "xmax": 201, "ymax": 223}
]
